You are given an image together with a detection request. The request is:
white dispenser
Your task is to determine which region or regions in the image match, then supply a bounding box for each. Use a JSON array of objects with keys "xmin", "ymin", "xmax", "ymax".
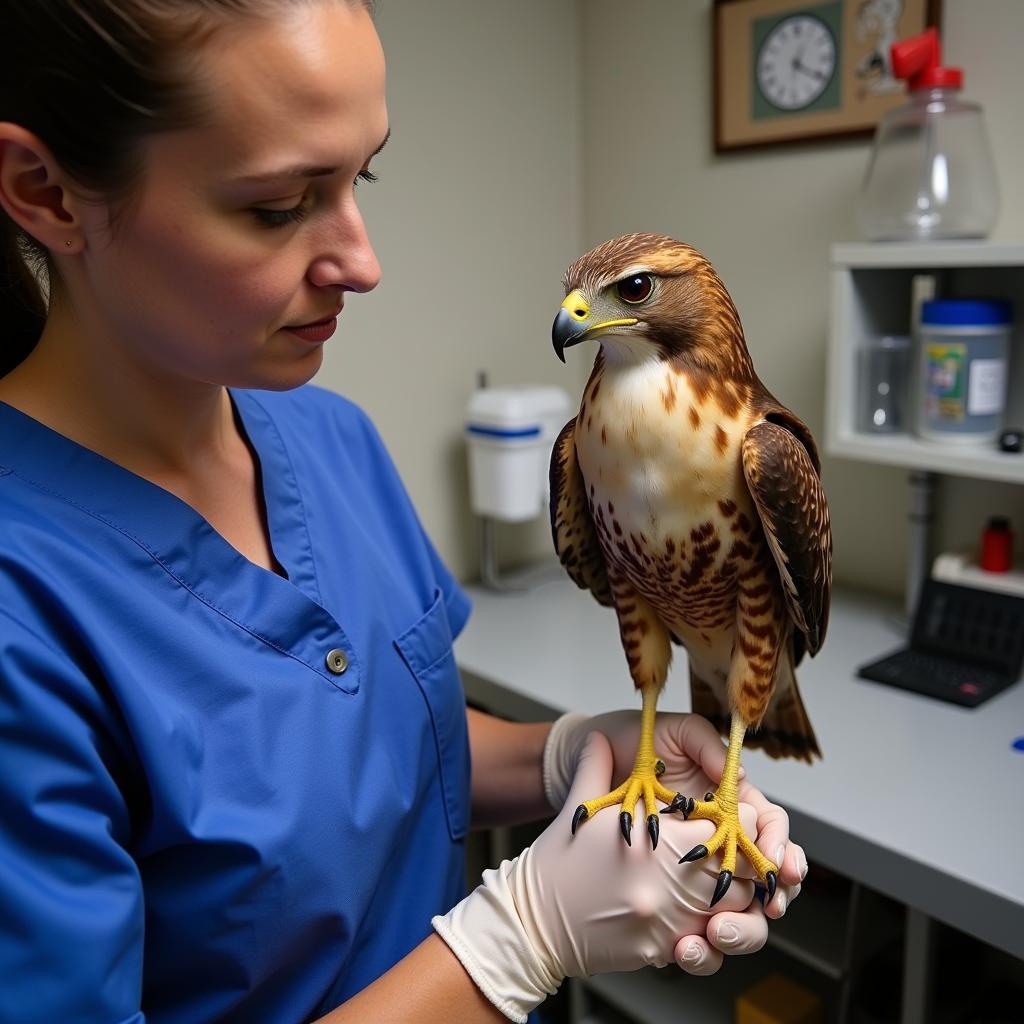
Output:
[{"xmin": 465, "ymin": 385, "xmax": 570, "ymax": 588}]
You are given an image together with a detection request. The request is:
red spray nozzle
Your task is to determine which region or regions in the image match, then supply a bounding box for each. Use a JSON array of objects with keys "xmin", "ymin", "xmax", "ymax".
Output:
[{"xmin": 891, "ymin": 27, "xmax": 962, "ymax": 90}]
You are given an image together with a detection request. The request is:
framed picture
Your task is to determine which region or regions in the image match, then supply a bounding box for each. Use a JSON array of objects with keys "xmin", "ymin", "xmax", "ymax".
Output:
[{"xmin": 713, "ymin": 0, "xmax": 942, "ymax": 152}]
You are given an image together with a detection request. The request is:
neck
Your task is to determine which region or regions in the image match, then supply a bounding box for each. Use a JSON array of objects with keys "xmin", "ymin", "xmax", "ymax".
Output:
[{"xmin": 0, "ymin": 302, "xmax": 240, "ymax": 480}]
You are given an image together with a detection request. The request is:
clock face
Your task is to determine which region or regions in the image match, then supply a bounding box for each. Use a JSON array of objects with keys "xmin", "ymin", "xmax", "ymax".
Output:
[{"xmin": 756, "ymin": 14, "xmax": 836, "ymax": 111}]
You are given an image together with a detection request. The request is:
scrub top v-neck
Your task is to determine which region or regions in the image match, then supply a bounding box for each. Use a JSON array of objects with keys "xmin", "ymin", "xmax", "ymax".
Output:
[{"xmin": 0, "ymin": 385, "xmax": 472, "ymax": 1023}]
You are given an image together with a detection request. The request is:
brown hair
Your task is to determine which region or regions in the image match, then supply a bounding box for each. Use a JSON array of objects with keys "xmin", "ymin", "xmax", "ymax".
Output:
[{"xmin": 0, "ymin": 0, "xmax": 373, "ymax": 378}]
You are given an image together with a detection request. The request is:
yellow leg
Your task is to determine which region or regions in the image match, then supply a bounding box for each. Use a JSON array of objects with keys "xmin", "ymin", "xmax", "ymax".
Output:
[
  {"xmin": 571, "ymin": 684, "xmax": 678, "ymax": 848},
  {"xmin": 678, "ymin": 713, "xmax": 779, "ymax": 906}
]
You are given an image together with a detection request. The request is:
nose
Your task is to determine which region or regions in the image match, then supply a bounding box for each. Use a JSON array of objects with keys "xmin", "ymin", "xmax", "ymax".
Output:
[{"xmin": 306, "ymin": 198, "xmax": 381, "ymax": 294}]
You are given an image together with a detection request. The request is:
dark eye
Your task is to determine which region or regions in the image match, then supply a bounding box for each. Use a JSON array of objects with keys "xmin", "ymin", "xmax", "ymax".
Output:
[{"xmin": 616, "ymin": 273, "xmax": 654, "ymax": 304}]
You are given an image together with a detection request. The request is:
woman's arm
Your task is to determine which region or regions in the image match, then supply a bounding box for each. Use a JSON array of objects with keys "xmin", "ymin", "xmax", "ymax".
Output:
[
  {"xmin": 315, "ymin": 934, "xmax": 504, "ymax": 1023},
  {"xmin": 466, "ymin": 707, "xmax": 553, "ymax": 829}
]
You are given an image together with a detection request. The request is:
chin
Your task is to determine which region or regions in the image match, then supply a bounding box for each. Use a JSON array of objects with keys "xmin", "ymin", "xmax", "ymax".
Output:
[{"xmin": 236, "ymin": 350, "xmax": 324, "ymax": 392}]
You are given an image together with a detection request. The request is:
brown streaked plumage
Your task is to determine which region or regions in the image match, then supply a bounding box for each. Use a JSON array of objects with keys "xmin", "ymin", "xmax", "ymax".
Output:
[{"xmin": 550, "ymin": 233, "xmax": 832, "ymax": 904}]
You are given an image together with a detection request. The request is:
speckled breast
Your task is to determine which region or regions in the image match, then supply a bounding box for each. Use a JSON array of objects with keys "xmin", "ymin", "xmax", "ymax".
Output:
[{"xmin": 575, "ymin": 360, "xmax": 766, "ymax": 637}]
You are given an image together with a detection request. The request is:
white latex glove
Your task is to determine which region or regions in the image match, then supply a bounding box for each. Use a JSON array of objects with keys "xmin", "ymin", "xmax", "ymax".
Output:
[
  {"xmin": 544, "ymin": 711, "xmax": 807, "ymax": 932},
  {"xmin": 433, "ymin": 731, "xmax": 757, "ymax": 1022}
]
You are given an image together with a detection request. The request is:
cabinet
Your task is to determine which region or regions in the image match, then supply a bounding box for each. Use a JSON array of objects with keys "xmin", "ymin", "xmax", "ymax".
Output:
[
  {"xmin": 566, "ymin": 872, "xmax": 902, "ymax": 1024},
  {"xmin": 825, "ymin": 241, "xmax": 1024, "ymax": 484}
]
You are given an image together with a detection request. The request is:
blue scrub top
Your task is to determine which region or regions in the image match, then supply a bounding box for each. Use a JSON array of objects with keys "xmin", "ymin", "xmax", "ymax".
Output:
[{"xmin": 0, "ymin": 386, "xmax": 473, "ymax": 1023}]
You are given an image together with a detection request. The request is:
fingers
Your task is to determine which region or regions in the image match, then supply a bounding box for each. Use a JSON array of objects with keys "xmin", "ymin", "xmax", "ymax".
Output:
[
  {"xmin": 732, "ymin": 775, "xmax": 809, "ymax": 917},
  {"xmin": 673, "ymin": 934, "xmax": 723, "ymax": 976},
  {"xmin": 670, "ymin": 714, "xmax": 729, "ymax": 783},
  {"xmin": 673, "ymin": 902, "xmax": 770, "ymax": 974},
  {"xmin": 564, "ymin": 731, "xmax": 613, "ymax": 808},
  {"xmin": 706, "ymin": 899, "xmax": 770, "ymax": 955},
  {"xmin": 779, "ymin": 841, "xmax": 808, "ymax": 887},
  {"xmin": 757, "ymin": 839, "xmax": 805, "ymax": 917},
  {"xmin": 763, "ymin": 878, "xmax": 802, "ymax": 920},
  {"xmin": 740, "ymin": 789, "xmax": 790, "ymax": 868}
]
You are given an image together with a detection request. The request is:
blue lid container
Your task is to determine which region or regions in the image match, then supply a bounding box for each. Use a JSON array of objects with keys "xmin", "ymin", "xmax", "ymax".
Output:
[
  {"xmin": 917, "ymin": 299, "xmax": 1014, "ymax": 444},
  {"xmin": 921, "ymin": 299, "xmax": 1012, "ymax": 326}
]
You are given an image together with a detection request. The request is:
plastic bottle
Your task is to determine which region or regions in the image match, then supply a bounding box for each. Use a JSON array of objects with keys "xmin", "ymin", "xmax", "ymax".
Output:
[
  {"xmin": 859, "ymin": 28, "xmax": 999, "ymax": 241},
  {"xmin": 916, "ymin": 298, "xmax": 1013, "ymax": 445}
]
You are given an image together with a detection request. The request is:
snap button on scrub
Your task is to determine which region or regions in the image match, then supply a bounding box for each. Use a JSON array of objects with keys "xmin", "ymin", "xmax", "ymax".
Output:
[{"xmin": 325, "ymin": 648, "xmax": 349, "ymax": 675}]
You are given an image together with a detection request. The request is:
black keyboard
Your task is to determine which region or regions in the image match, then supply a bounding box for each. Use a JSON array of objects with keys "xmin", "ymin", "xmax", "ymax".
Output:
[{"xmin": 859, "ymin": 649, "xmax": 1016, "ymax": 707}]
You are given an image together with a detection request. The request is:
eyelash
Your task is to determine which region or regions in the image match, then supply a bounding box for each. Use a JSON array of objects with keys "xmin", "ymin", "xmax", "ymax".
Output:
[{"xmin": 251, "ymin": 170, "xmax": 379, "ymax": 229}]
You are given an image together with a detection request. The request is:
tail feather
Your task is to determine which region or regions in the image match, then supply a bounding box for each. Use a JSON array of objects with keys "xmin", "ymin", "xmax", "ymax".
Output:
[{"xmin": 688, "ymin": 662, "xmax": 821, "ymax": 764}]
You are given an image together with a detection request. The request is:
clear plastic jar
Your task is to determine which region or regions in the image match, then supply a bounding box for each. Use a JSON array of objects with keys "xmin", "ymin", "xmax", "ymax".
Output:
[
  {"xmin": 859, "ymin": 87, "xmax": 999, "ymax": 241},
  {"xmin": 859, "ymin": 335, "xmax": 911, "ymax": 433}
]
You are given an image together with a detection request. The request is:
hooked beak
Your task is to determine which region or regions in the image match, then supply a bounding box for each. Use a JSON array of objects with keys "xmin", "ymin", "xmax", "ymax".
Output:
[{"xmin": 552, "ymin": 290, "xmax": 638, "ymax": 363}]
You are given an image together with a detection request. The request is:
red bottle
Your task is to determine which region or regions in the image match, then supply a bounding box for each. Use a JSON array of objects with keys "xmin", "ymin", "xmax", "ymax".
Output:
[{"xmin": 980, "ymin": 517, "xmax": 1013, "ymax": 573}]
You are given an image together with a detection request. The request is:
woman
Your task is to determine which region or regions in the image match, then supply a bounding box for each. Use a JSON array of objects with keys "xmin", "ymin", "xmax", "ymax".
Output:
[{"xmin": 0, "ymin": 2, "xmax": 805, "ymax": 1021}]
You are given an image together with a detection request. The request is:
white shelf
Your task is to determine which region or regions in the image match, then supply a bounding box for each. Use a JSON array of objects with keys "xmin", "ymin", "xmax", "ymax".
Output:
[
  {"xmin": 825, "ymin": 240, "xmax": 1024, "ymax": 483},
  {"xmin": 832, "ymin": 240, "xmax": 1024, "ymax": 269},
  {"xmin": 829, "ymin": 430, "xmax": 1024, "ymax": 484}
]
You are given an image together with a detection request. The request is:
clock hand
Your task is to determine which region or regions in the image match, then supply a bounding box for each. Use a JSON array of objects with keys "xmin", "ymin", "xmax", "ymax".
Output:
[{"xmin": 793, "ymin": 57, "xmax": 827, "ymax": 82}]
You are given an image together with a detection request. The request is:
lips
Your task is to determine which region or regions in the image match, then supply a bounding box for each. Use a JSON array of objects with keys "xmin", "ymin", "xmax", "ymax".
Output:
[{"xmin": 283, "ymin": 314, "xmax": 338, "ymax": 344}]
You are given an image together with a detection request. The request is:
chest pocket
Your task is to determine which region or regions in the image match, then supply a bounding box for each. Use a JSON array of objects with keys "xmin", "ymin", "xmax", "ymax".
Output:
[{"xmin": 394, "ymin": 589, "xmax": 470, "ymax": 841}]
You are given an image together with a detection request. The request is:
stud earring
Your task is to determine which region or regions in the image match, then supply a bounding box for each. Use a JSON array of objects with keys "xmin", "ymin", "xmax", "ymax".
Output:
[{"xmin": 65, "ymin": 240, "xmax": 73, "ymax": 247}]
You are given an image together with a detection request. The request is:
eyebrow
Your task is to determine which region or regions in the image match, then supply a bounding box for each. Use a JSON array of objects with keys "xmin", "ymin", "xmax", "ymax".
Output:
[{"xmin": 233, "ymin": 128, "xmax": 390, "ymax": 184}]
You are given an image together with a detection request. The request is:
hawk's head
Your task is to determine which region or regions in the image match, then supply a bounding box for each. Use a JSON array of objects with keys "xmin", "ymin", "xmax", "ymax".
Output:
[{"xmin": 552, "ymin": 233, "xmax": 752, "ymax": 378}]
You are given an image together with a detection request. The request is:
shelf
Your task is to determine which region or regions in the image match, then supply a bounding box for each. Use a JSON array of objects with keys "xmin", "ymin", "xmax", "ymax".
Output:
[
  {"xmin": 825, "ymin": 240, "xmax": 1024, "ymax": 486},
  {"xmin": 832, "ymin": 240, "xmax": 1024, "ymax": 269},
  {"xmin": 828, "ymin": 430, "xmax": 1024, "ymax": 484}
]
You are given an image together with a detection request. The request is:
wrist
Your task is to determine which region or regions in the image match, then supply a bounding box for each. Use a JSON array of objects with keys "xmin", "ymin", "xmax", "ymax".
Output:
[{"xmin": 432, "ymin": 855, "xmax": 560, "ymax": 1022}]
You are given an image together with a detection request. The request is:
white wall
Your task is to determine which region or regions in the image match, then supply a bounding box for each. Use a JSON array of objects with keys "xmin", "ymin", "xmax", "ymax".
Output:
[
  {"xmin": 316, "ymin": 0, "xmax": 586, "ymax": 580},
  {"xmin": 321, "ymin": 0, "xmax": 1024, "ymax": 595}
]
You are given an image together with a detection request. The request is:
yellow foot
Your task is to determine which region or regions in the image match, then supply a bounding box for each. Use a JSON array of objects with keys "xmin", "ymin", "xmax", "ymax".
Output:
[
  {"xmin": 667, "ymin": 788, "xmax": 778, "ymax": 907},
  {"xmin": 571, "ymin": 757, "xmax": 679, "ymax": 849}
]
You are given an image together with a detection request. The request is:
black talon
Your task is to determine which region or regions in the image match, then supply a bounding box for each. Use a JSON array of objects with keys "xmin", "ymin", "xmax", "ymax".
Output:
[
  {"xmin": 619, "ymin": 811, "xmax": 633, "ymax": 846},
  {"xmin": 753, "ymin": 882, "xmax": 768, "ymax": 907},
  {"xmin": 662, "ymin": 793, "xmax": 694, "ymax": 818},
  {"xmin": 680, "ymin": 843, "xmax": 709, "ymax": 864},
  {"xmin": 647, "ymin": 813, "xmax": 659, "ymax": 850},
  {"xmin": 765, "ymin": 871, "xmax": 778, "ymax": 902},
  {"xmin": 571, "ymin": 805, "xmax": 588, "ymax": 835},
  {"xmin": 655, "ymin": 759, "xmax": 666, "ymax": 776},
  {"xmin": 704, "ymin": 791, "xmax": 715, "ymax": 802},
  {"xmin": 710, "ymin": 870, "xmax": 733, "ymax": 907}
]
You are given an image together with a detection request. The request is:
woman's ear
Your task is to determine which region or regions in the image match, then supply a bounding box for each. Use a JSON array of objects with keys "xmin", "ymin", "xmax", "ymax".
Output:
[{"xmin": 0, "ymin": 123, "xmax": 85, "ymax": 253}]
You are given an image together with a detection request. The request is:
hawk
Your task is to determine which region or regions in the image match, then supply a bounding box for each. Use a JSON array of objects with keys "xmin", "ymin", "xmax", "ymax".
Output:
[{"xmin": 550, "ymin": 233, "xmax": 831, "ymax": 905}]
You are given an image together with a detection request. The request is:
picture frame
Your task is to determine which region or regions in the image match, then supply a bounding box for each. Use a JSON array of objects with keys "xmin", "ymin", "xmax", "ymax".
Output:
[{"xmin": 713, "ymin": 0, "xmax": 943, "ymax": 152}]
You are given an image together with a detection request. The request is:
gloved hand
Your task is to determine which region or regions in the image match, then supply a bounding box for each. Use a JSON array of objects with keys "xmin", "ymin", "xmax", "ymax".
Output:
[
  {"xmin": 433, "ymin": 731, "xmax": 759, "ymax": 1022},
  {"xmin": 543, "ymin": 710, "xmax": 807, "ymax": 953}
]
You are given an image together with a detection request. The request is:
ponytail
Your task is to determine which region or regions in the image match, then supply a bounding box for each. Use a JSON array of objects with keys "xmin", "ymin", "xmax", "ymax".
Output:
[{"xmin": 0, "ymin": 215, "xmax": 45, "ymax": 378}]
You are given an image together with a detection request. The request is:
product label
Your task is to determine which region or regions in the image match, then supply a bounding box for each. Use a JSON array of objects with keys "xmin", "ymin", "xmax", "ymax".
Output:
[
  {"xmin": 967, "ymin": 358, "xmax": 1006, "ymax": 416},
  {"xmin": 924, "ymin": 343, "xmax": 966, "ymax": 423}
]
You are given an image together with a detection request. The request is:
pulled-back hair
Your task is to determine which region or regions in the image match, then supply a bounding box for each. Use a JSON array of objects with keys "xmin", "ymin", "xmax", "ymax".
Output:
[{"xmin": 0, "ymin": 0, "xmax": 373, "ymax": 378}]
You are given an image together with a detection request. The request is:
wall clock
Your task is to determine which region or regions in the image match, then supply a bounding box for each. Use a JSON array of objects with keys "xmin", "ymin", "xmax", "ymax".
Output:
[
  {"xmin": 756, "ymin": 13, "xmax": 837, "ymax": 110},
  {"xmin": 713, "ymin": 0, "xmax": 941, "ymax": 152}
]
